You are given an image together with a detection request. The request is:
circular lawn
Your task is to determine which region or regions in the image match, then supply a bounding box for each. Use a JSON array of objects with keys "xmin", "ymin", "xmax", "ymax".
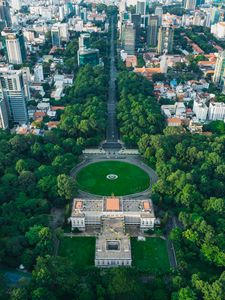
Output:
[{"xmin": 76, "ymin": 161, "xmax": 150, "ymax": 196}]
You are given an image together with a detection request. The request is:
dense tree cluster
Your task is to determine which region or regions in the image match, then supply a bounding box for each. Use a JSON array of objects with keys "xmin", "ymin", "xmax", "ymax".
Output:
[
  {"xmin": 0, "ymin": 131, "xmax": 81, "ymax": 271},
  {"xmin": 139, "ymin": 132, "xmax": 225, "ymax": 299},
  {"xmin": 117, "ymin": 72, "xmax": 165, "ymax": 146},
  {"xmin": 59, "ymin": 65, "xmax": 107, "ymax": 145}
]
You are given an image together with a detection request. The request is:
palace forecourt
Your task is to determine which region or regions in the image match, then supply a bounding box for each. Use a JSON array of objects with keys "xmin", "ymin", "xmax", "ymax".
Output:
[{"xmin": 70, "ymin": 197, "xmax": 159, "ymax": 267}]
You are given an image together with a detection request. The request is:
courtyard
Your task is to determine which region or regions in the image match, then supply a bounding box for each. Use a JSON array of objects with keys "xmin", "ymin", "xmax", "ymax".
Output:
[
  {"xmin": 76, "ymin": 160, "xmax": 150, "ymax": 196},
  {"xmin": 131, "ymin": 237, "xmax": 170, "ymax": 273}
]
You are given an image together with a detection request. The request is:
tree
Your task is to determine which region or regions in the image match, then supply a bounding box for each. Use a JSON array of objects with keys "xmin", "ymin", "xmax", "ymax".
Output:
[{"xmin": 57, "ymin": 174, "xmax": 77, "ymax": 200}]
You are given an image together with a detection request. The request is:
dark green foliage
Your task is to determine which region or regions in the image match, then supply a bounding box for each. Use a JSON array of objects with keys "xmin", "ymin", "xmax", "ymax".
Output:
[{"xmin": 117, "ymin": 71, "xmax": 165, "ymax": 146}]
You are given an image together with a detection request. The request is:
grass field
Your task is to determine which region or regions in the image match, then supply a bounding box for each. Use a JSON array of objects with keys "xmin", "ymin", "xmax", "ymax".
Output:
[
  {"xmin": 59, "ymin": 237, "xmax": 95, "ymax": 268},
  {"xmin": 131, "ymin": 237, "xmax": 170, "ymax": 273},
  {"xmin": 76, "ymin": 161, "xmax": 150, "ymax": 196}
]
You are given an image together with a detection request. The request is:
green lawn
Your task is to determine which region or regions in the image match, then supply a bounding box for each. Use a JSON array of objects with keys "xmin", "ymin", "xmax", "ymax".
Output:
[
  {"xmin": 59, "ymin": 237, "xmax": 95, "ymax": 268},
  {"xmin": 76, "ymin": 161, "xmax": 150, "ymax": 196},
  {"xmin": 131, "ymin": 237, "xmax": 170, "ymax": 273}
]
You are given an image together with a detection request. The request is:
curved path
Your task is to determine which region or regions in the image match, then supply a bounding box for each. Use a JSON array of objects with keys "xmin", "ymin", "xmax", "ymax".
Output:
[{"xmin": 71, "ymin": 156, "xmax": 158, "ymax": 199}]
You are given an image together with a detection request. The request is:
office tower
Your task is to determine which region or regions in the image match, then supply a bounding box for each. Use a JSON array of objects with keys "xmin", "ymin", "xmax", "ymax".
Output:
[
  {"xmin": 51, "ymin": 24, "xmax": 61, "ymax": 47},
  {"xmin": 157, "ymin": 26, "xmax": 174, "ymax": 54},
  {"xmin": 81, "ymin": 7, "xmax": 87, "ymax": 22},
  {"xmin": 79, "ymin": 33, "xmax": 90, "ymax": 49},
  {"xmin": 0, "ymin": 95, "xmax": 8, "ymax": 129},
  {"xmin": 210, "ymin": 7, "xmax": 221, "ymax": 25},
  {"xmin": 77, "ymin": 33, "xmax": 99, "ymax": 66},
  {"xmin": 184, "ymin": 0, "xmax": 196, "ymax": 10},
  {"xmin": 136, "ymin": 0, "xmax": 149, "ymax": 16},
  {"xmin": 34, "ymin": 64, "xmax": 44, "ymax": 83},
  {"xmin": 59, "ymin": 6, "xmax": 65, "ymax": 21},
  {"xmin": 1, "ymin": 28, "xmax": 26, "ymax": 65},
  {"xmin": 147, "ymin": 15, "xmax": 159, "ymax": 47},
  {"xmin": 0, "ymin": 69, "xmax": 28, "ymax": 124},
  {"xmin": 12, "ymin": 0, "xmax": 21, "ymax": 11},
  {"xmin": 121, "ymin": 22, "xmax": 136, "ymax": 55},
  {"xmin": 131, "ymin": 14, "xmax": 141, "ymax": 47},
  {"xmin": 213, "ymin": 51, "xmax": 225, "ymax": 85},
  {"xmin": 0, "ymin": 0, "xmax": 11, "ymax": 27},
  {"xmin": 154, "ymin": 6, "xmax": 163, "ymax": 26}
]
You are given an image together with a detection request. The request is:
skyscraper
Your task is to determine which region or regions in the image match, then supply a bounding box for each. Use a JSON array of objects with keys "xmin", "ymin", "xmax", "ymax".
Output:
[
  {"xmin": 1, "ymin": 28, "xmax": 26, "ymax": 65},
  {"xmin": 0, "ymin": 95, "xmax": 8, "ymax": 129},
  {"xmin": 0, "ymin": 0, "xmax": 11, "ymax": 27},
  {"xmin": 0, "ymin": 69, "xmax": 28, "ymax": 124},
  {"xmin": 147, "ymin": 15, "xmax": 159, "ymax": 47},
  {"xmin": 213, "ymin": 51, "xmax": 225, "ymax": 86},
  {"xmin": 154, "ymin": 6, "xmax": 163, "ymax": 26},
  {"xmin": 157, "ymin": 26, "xmax": 174, "ymax": 54},
  {"xmin": 51, "ymin": 25, "xmax": 61, "ymax": 47},
  {"xmin": 183, "ymin": 0, "xmax": 196, "ymax": 10},
  {"xmin": 136, "ymin": 0, "xmax": 149, "ymax": 16},
  {"xmin": 121, "ymin": 22, "xmax": 136, "ymax": 55},
  {"xmin": 77, "ymin": 33, "xmax": 99, "ymax": 66}
]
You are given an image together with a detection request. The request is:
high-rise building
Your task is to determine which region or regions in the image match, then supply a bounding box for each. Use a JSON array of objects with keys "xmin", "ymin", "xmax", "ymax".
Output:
[
  {"xmin": 1, "ymin": 28, "xmax": 26, "ymax": 65},
  {"xmin": 34, "ymin": 64, "xmax": 44, "ymax": 83},
  {"xmin": 0, "ymin": 95, "xmax": 8, "ymax": 129},
  {"xmin": 0, "ymin": 0, "xmax": 11, "ymax": 27},
  {"xmin": 12, "ymin": 0, "xmax": 21, "ymax": 11},
  {"xmin": 51, "ymin": 25, "xmax": 61, "ymax": 47},
  {"xmin": 183, "ymin": 0, "xmax": 196, "ymax": 10},
  {"xmin": 121, "ymin": 22, "xmax": 136, "ymax": 55},
  {"xmin": 79, "ymin": 33, "xmax": 90, "ymax": 49},
  {"xmin": 157, "ymin": 26, "xmax": 174, "ymax": 54},
  {"xmin": 210, "ymin": 7, "xmax": 221, "ymax": 25},
  {"xmin": 0, "ymin": 69, "xmax": 28, "ymax": 124},
  {"xmin": 213, "ymin": 51, "xmax": 225, "ymax": 85},
  {"xmin": 208, "ymin": 102, "xmax": 225, "ymax": 120},
  {"xmin": 154, "ymin": 6, "xmax": 163, "ymax": 26},
  {"xmin": 136, "ymin": 0, "xmax": 149, "ymax": 16},
  {"xmin": 147, "ymin": 15, "xmax": 159, "ymax": 47},
  {"xmin": 77, "ymin": 33, "xmax": 99, "ymax": 66}
]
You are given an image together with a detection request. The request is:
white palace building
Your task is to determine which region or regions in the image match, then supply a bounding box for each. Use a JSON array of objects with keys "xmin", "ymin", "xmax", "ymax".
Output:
[
  {"xmin": 70, "ymin": 197, "xmax": 159, "ymax": 267},
  {"xmin": 70, "ymin": 197, "xmax": 157, "ymax": 232}
]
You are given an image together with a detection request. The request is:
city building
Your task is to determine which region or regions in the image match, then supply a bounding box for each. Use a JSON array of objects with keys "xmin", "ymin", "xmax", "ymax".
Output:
[
  {"xmin": 147, "ymin": 15, "xmax": 159, "ymax": 48},
  {"xmin": 208, "ymin": 102, "xmax": 225, "ymax": 120},
  {"xmin": 77, "ymin": 33, "xmax": 99, "ymax": 66},
  {"xmin": 213, "ymin": 51, "xmax": 225, "ymax": 86},
  {"xmin": 121, "ymin": 22, "xmax": 136, "ymax": 55},
  {"xmin": 0, "ymin": 69, "xmax": 28, "ymax": 124},
  {"xmin": 1, "ymin": 28, "xmax": 26, "ymax": 65},
  {"xmin": 0, "ymin": 0, "xmax": 11, "ymax": 27},
  {"xmin": 211, "ymin": 22, "xmax": 225, "ymax": 40},
  {"xmin": 183, "ymin": 0, "xmax": 196, "ymax": 10},
  {"xmin": 193, "ymin": 99, "xmax": 208, "ymax": 122},
  {"xmin": 154, "ymin": 6, "xmax": 163, "ymax": 26},
  {"xmin": 51, "ymin": 24, "xmax": 61, "ymax": 47},
  {"xmin": 34, "ymin": 64, "xmax": 44, "ymax": 83},
  {"xmin": 157, "ymin": 26, "xmax": 174, "ymax": 54},
  {"xmin": 0, "ymin": 95, "xmax": 8, "ymax": 129},
  {"xmin": 12, "ymin": 0, "xmax": 21, "ymax": 11}
]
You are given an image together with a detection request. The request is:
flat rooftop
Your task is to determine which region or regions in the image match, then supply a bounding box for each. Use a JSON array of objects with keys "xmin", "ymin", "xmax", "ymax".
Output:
[{"xmin": 105, "ymin": 197, "xmax": 120, "ymax": 211}]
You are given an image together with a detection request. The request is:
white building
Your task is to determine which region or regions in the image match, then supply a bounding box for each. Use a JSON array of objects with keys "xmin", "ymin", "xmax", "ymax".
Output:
[
  {"xmin": 208, "ymin": 102, "xmax": 225, "ymax": 121},
  {"xmin": 193, "ymin": 99, "xmax": 208, "ymax": 122},
  {"xmin": 0, "ymin": 69, "xmax": 28, "ymax": 125},
  {"xmin": 34, "ymin": 64, "xmax": 44, "ymax": 83},
  {"xmin": 70, "ymin": 197, "xmax": 156, "ymax": 231},
  {"xmin": 12, "ymin": 0, "xmax": 21, "ymax": 11},
  {"xmin": 0, "ymin": 97, "xmax": 8, "ymax": 129},
  {"xmin": 211, "ymin": 22, "xmax": 225, "ymax": 40}
]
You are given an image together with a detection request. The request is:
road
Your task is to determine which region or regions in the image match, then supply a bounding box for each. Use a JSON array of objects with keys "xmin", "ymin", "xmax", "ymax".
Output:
[{"xmin": 103, "ymin": 17, "xmax": 120, "ymax": 150}]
